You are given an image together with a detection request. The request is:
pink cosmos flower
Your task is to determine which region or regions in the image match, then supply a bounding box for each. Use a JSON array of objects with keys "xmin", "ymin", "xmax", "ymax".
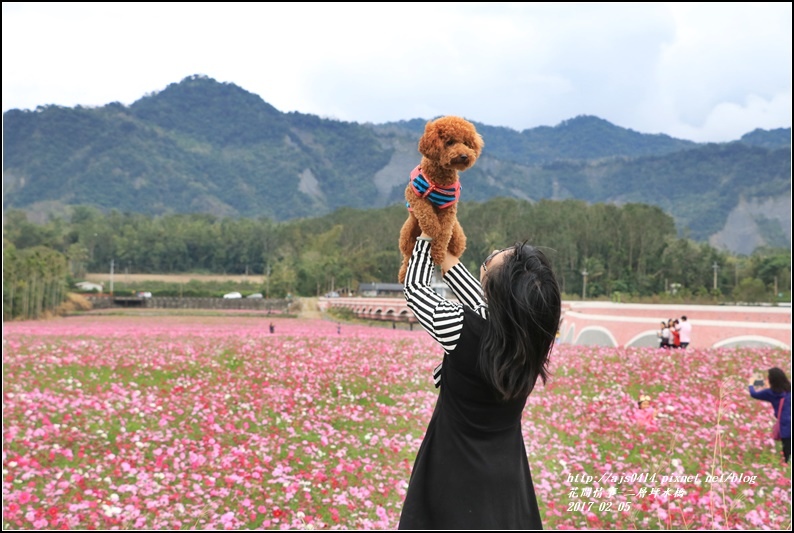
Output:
[{"xmin": 2, "ymin": 316, "xmax": 791, "ymax": 530}]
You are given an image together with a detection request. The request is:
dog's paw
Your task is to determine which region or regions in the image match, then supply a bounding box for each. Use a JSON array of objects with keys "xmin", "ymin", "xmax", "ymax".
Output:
[
  {"xmin": 429, "ymin": 241, "xmax": 449, "ymax": 265},
  {"xmin": 448, "ymin": 242, "xmax": 466, "ymax": 258}
]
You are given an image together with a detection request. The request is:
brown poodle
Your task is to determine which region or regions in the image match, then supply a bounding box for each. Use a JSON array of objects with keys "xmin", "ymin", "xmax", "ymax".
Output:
[{"xmin": 398, "ymin": 116, "xmax": 484, "ymax": 283}]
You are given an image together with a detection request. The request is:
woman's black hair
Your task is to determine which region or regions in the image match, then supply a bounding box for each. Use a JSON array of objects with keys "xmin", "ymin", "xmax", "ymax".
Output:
[
  {"xmin": 479, "ymin": 242, "xmax": 561, "ymax": 401},
  {"xmin": 768, "ymin": 367, "xmax": 791, "ymax": 393}
]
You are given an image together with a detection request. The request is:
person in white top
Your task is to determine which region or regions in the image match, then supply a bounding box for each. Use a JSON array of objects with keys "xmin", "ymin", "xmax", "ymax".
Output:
[{"xmin": 677, "ymin": 315, "xmax": 692, "ymax": 349}]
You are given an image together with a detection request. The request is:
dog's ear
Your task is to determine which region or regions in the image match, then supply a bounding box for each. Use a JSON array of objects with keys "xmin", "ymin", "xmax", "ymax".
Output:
[
  {"xmin": 418, "ymin": 120, "xmax": 442, "ymax": 159},
  {"xmin": 472, "ymin": 132, "xmax": 485, "ymax": 156}
]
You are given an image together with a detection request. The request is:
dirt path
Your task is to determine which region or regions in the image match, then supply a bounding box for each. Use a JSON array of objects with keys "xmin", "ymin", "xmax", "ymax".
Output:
[{"xmin": 297, "ymin": 297, "xmax": 324, "ymax": 319}]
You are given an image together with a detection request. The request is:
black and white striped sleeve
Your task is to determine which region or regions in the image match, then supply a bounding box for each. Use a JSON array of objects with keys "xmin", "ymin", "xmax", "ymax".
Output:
[
  {"xmin": 442, "ymin": 263, "xmax": 488, "ymax": 320},
  {"xmin": 403, "ymin": 239, "xmax": 465, "ymax": 355}
]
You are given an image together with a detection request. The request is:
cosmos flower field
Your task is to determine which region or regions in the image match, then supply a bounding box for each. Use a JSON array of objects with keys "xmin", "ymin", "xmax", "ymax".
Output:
[{"xmin": 3, "ymin": 314, "xmax": 791, "ymax": 530}]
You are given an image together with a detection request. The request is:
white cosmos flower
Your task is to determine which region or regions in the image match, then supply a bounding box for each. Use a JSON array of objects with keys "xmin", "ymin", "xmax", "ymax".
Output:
[{"xmin": 102, "ymin": 504, "xmax": 122, "ymax": 517}]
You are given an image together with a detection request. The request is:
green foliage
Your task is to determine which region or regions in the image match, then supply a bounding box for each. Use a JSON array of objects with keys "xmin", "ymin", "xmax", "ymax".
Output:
[
  {"xmin": 732, "ymin": 278, "xmax": 769, "ymax": 303},
  {"xmin": 327, "ymin": 306, "xmax": 356, "ymax": 321},
  {"xmin": 108, "ymin": 279, "xmax": 264, "ymax": 298},
  {"xmin": 745, "ymin": 247, "xmax": 791, "ymax": 296},
  {"xmin": 739, "ymin": 127, "xmax": 792, "ymax": 149},
  {"xmin": 3, "ymin": 241, "xmax": 69, "ymax": 320},
  {"xmin": 475, "ymin": 115, "xmax": 698, "ymax": 165},
  {"xmin": 3, "ymin": 199, "xmax": 788, "ymax": 303},
  {"xmin": 3, "ymin": 76, "xmax": 789, "ymax": 248},
  {"xmin": 2, "ymin": 74, "xmax": 790, "ymax": 305},
  {"xmin": 754, "ymin": 216, "xmax": 790, "ymax": 249}
]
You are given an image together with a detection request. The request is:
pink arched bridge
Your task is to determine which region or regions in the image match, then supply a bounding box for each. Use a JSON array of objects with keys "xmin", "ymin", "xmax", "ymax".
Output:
[{"xmin": 318, "ymin": 297, "xmax": 791, "ymax": 350}]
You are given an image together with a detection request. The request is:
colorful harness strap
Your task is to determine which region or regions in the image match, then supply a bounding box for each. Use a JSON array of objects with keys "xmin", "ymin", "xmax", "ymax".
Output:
[{"xmin": 406, "ymin": 165, "xmax": 461, "ymax": 211}]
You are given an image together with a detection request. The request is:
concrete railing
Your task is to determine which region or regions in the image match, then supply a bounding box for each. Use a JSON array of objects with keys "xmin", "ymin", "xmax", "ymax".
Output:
[
  {"xmin": 87, "ymin": 295, "xmax": 292, "ymax": 312},
  {"xmin": 318, "ymin": 296, "xmax": 418, "ymax": 322}
]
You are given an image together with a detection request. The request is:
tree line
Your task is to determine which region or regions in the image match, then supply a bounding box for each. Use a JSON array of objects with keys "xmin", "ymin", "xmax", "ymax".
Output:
[
  {"xmin": 3, "ymin": 243, "xmax": 69, "ymax": 320},
  {"xmin": 2, "ymin": 199, "xmax": 790, "ymax": 313}
]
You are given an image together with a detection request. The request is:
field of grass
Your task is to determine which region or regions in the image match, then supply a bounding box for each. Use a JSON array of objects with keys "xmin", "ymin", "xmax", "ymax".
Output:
[
  {"xmin": 85, "ymin": 273, "xmax": 267, "ymax": 284},
  {"xmin": 2, "ymin": 313, "xmax": 791, "ymax": 529}
]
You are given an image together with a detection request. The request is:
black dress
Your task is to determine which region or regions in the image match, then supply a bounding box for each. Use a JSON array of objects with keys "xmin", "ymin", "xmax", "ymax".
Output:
[{"xmin": 399, "ymin": 239, "xmax": 542, "ymax": 530}]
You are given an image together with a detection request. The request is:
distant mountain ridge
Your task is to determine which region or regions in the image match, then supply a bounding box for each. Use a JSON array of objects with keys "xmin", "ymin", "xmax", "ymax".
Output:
[{"xmin": 3, "ymin": 74, "xmax": 791, "ymax": 254}]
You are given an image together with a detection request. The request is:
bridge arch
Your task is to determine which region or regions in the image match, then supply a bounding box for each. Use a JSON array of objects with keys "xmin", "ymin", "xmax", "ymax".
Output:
[
  {"xmin": 574, "ymin": 326, "xmax": 618, "ymax": 348},
  {"xmin": 712, "ymin": 335, "xmax": 791, "ymax": 350},
  {"xmin": 626, "ymin": 330, "xmax": 663, "ymax": 349},
  {"xmin": 563, "ymin": 324, "xmax": 575, "ymax": 344}
]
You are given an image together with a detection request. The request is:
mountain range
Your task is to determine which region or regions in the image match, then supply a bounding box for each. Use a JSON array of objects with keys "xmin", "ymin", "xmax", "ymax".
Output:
[{"xmin": 3, "ymin": 74, "xmax": 791, "ymax": 255}]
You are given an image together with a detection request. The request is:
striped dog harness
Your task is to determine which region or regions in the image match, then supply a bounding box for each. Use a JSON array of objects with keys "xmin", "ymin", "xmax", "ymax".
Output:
[{"xmin": 406, "ymin": 165, "xmax": 460, "ymax": 211}]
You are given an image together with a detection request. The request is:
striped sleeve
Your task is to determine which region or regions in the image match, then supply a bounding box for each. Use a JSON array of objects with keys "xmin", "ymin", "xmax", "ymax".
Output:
[
  {"xmin": 403, "ymin": 239, "xmax": 465, "ymax": 356},
  {"xmin": 443, "ymin": 263, "xmax": 488, "ymax": 319}
]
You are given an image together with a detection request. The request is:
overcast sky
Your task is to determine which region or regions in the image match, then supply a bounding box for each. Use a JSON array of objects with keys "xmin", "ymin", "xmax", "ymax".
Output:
[{"xmin": 2, "ymin": 2, "xmax": 791, "ymax": 143}]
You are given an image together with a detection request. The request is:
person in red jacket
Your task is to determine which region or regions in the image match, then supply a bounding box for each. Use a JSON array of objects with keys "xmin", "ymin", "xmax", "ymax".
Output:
[{"xmin": 670, "ymin": 319, "xmax": 681, "ymax": 348}]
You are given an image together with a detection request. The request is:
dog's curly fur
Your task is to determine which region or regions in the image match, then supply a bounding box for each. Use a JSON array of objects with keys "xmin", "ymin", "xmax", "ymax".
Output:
[{"xmin": 398, "ymin": 116, "xmax": 484, "ymax": 283}]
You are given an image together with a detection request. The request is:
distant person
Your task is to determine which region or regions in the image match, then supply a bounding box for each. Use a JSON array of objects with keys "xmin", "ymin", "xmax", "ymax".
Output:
[
  {"xmin": 749, "ymin": 368, "xmax": 791, "ymax": 463},
  {"xmin": 658, "ymin": 321, "xmax": 670, "ymax": 349},
  {"xmin": 670, "ymin": 319, "xmax": 681, "ymax": 349},
  {"xmin": 337, "ymin": 323, "xmax": 341, "ymax": 335},
  {"xmin": 269, "ymin": 322, "xmax": 275, "ymax": 334},
  {"xmin": 678, "ymin": 316, "xmax": 692, "ymax": 349},
  {"xmin": 633, "ymin": 394, "xmax": 659, "ymax": 432}
]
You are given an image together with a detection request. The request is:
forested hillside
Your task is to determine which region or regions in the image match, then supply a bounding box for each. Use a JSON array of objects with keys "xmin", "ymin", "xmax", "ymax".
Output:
[{"xmin": 3, "ymin": 75, "xmax": 790, "ymax": 254}]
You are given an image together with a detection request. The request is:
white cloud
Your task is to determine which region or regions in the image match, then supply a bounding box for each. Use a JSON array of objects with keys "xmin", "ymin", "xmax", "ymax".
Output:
[
  {"xmin": 673, "ymin": 91, "xmax": 793, "ymax": 142},
  {"xmin": 2, "ymin": 2, "xmax": 790, "ymax": 142}
]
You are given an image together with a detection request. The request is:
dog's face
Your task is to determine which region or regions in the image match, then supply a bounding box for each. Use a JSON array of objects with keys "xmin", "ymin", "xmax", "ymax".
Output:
[{"xmin": 418, "ymin": 116, "xmax": 484, "ymax": 171}]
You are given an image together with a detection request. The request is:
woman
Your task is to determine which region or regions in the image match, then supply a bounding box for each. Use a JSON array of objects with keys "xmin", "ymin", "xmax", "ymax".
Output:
[
  {"xmin": 670, "ymin": 319, "xmax": 681, "ymax": 349},
  {"xmin": 658, "ymin": 321, "xmax": 670, "ymax": 349},
  {"xmin": 749, "ymin": 367, "xmax": 791, "ymax": 463},
  {"xmin": 399, "ymin": 233, "xmax": 561, "ymax": 529}
]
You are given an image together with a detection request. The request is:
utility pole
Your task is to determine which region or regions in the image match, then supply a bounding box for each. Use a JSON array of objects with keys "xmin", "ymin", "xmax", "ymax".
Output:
[
  {"xmin": 581, "ymin": 269, "xmax": 588, "ymax": 300},
  {"xmin": 265, "ymin": 264, "xmax": 271, "ymax": 299},
  {"xmin": 712, "ymin": 262, "xmax": 719, "ymax": 291},
  {"xmin": 110, "ymin": 259, "xmax": 115, "ymax": 295}
]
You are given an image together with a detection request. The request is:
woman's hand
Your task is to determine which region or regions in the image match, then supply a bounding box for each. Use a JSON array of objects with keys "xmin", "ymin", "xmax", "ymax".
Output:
[
  {"xmin": 419, "ymin": 232, "xmax": 460, "ymax": 274},
  {"xmin": 748, "ymin": 373, "xmax": 765, "ymax": 387},
  {"xmin": 439, "ymin": 251, "xmax": 461, "ymax": 276}
]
